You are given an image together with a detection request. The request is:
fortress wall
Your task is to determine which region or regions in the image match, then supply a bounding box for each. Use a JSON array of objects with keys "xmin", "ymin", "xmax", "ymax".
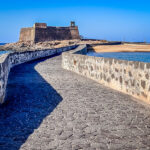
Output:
[
  {"xmin": 34, "ymin": 27, "xmax": 80, "ymax": 43},
  {"xmin": 34, "ymin": 27, "xmax": 72, "ymax": 42},
  {"xmin": 62, "ymin": 45, "xmax": 150, "ymax": 104},
  {"xmin": 19, "ymin": 28, "xmax": 34, "ymax": 42},
  {"xmin": 69, "ymin": 26, "xmax": 80, "ymax": 39},
  {"xmin": 0, "ymin": 45, "xmax": 77, "ymax": 104},
  {"xmin": 19, "ymin": 25, "xmax": 80, "ymax": 43}
]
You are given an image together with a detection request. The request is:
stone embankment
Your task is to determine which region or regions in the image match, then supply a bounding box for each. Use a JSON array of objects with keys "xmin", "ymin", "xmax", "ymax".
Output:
[
  {"xmin": 0, "ymin": 45, "xmax": 77, "ymax": 103},
  {"xmin": 62, "ymin": 45, "xmax": 150, "ymax": 104}
]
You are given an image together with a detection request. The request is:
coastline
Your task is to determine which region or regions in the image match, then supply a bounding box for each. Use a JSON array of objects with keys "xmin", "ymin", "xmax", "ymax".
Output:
[
  {"xmin": 89, "ymin": 43, "xmax": 150, "ymax": 53},
  {"xmin": 0, "ymin": 40, "xmax": 107, "ymax": 52},
  {"xmin": 1, "ymin": 40, "xmax": 150, "ymax": 53}
]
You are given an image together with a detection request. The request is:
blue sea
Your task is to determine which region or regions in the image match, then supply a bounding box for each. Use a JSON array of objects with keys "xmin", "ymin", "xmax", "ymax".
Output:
[
  {"xmin": 0, "ymin": 43, "xmax": 9, "ymax": 55},
  {"xmin": 0, "ymin": 43, "xmax": 6, "ymax": 45},
  {"xmin": 87, "ymin": 51, "xmax": 150, "ymax": 63},
  {"xmin": 0, "ymin": 51, "xmax": 9, "ymax": 55}
]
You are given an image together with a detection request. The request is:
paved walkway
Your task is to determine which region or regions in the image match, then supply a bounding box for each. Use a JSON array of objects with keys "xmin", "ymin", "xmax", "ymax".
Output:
[{"xmin": 0, "ymin": 54, "xmax": 150, "ymax": 150}]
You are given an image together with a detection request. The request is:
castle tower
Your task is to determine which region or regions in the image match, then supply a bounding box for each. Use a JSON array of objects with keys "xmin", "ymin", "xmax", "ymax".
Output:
[{"xmin": 70, "ymin": 21, "xmax": 75, "ymax": 27}]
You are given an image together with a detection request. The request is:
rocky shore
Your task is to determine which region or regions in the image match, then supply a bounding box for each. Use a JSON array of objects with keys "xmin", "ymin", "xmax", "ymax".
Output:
[
  {"xmin": 0, "ymin": 39, "xmax": 107, "ymax": 52},
  {"xmin": 1, "ymin": 39, "xmax": 149, "ymax": 53}
]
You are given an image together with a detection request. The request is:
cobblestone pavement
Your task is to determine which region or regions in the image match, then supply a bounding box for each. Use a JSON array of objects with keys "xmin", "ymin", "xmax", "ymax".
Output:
[{"xmin": 0, "ymin": 54, "xmax": 150, "ymax": 150}]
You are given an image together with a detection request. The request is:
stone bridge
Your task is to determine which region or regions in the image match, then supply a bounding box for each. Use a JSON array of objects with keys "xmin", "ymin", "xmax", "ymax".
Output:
[{"xmin": 0, "ymin": 51, "xmax": 150, "ymax": 149}]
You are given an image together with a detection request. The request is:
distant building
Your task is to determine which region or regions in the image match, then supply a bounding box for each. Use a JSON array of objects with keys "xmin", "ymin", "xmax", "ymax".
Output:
[{"xmin": 19, "ymin": 21, "xmax": 80, "ymax": 43}]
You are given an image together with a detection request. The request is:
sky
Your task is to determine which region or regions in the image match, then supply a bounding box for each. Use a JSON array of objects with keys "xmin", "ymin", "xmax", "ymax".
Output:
[{"xmin": 0, "ymin": 0, "xmax": 150, "ymax": 43}]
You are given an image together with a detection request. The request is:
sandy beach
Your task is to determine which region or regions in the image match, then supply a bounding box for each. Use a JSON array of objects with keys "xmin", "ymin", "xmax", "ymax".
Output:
[{"xmin": 89, "ymin": 44, "xmax": 150, "ymax": 52}]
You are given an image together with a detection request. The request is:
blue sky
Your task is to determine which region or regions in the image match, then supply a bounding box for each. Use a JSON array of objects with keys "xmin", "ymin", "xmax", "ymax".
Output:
[{"xmin": 0, "ymin": 0, "xmax": 150, "ymax": 43}]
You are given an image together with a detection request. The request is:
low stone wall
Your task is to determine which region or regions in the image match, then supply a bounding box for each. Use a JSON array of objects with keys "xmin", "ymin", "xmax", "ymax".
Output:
[
  {"xmin": 0, "ymin": 45, "xmax": 77, "ymax": 104},
  {"xmin": 62, "ymin": 45, "xmax": 150, "ymax": 104}
]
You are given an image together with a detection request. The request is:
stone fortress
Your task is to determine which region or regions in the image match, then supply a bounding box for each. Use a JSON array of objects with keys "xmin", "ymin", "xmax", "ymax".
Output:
[{"xmin": 19, "ymin": 21, "xmax": 80, "ymax": 43}]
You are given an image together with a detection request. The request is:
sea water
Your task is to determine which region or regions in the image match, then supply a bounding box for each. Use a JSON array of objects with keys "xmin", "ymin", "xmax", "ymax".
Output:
[
  {"xmin": 0, "ymin": 51, "xmax": 10, "ymax": 55},
  {"xmin": 87, "ymin": 51, "xmax": 150, "ymax": 63},
  {"xmin": 0, "ymin": 43, "xmax": 9, "ymax": 55}
]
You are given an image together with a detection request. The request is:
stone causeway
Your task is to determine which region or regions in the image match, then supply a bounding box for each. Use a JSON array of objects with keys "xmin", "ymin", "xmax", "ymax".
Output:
[{"xmin": 0, "ymin": 52, "xmax": 150, "ymax": 149}]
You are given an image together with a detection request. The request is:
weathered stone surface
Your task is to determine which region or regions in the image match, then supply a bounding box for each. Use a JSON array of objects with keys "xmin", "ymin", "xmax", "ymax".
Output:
[
  {"xmin": 0, "ymin": 54, "xmax": 150, "ymax": 149},
  {"xmin": 141, "ymin": 80, "xmax": 146, "ymax": 89},
  {"xmin": 62, "ymin": 45, "xmax": 150, "ymax": 104}
]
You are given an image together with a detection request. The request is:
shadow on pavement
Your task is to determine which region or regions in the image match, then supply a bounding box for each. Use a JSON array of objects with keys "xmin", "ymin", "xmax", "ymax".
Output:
[{"xmin": 0, "ymin": 54, "xmax": 62, "ymax": 150}]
